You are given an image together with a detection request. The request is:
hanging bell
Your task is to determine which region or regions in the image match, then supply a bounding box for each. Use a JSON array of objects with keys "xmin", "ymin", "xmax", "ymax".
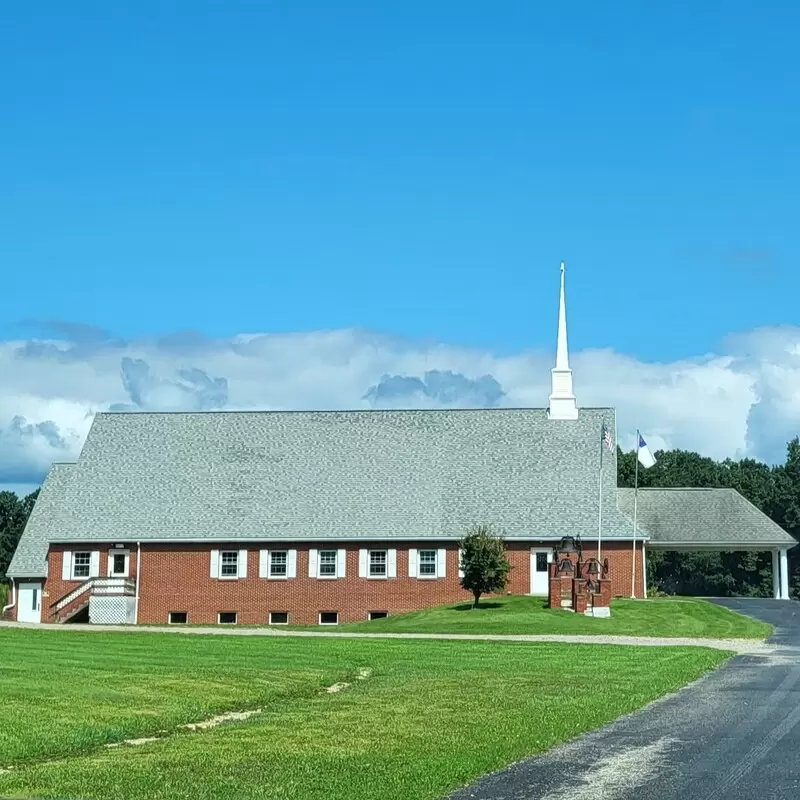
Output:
[
  {"xmin": 557, "ymin": 557, "xmax": 575, "ymax": 576},
  {"xmin": 557, "ymin": 535, "xmax": 578, "ymax": 554}
]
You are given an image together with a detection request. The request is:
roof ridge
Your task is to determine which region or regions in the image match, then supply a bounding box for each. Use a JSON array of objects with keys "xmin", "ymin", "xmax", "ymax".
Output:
[{"xmin": 96, "ymin": 406, "xmax": 616, "ymax": 417}]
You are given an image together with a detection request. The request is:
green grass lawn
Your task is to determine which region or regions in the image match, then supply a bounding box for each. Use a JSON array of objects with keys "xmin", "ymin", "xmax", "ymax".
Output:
[
  {"xmin": 0, "ymin": 627, "xmax": 729, "ymax": 800},
  {"xmin": 326, "ymin": 595, "xmax": 772, "ymax": 639}
]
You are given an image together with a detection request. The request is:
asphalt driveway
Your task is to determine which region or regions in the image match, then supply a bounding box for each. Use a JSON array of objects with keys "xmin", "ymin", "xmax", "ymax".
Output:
[{"xmin": 449, "ymin": 599, "xmax": 800, "ymax": 800}]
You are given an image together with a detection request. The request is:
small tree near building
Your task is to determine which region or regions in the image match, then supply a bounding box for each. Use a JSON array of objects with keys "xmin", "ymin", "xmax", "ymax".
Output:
[{"xmin": 459, "ymin": 524, "xmax": 512, "ymax": 608}]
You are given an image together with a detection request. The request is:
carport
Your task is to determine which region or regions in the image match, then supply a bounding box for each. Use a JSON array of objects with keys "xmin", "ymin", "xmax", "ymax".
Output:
[{"xmin": 617, "ymin": 487, "xmax": 797, "ymax": 600}]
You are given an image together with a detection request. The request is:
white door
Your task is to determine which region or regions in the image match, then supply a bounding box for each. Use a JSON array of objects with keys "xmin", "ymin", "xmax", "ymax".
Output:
[
  {"xmin": 17, "ymin": 582, "xmax": 42, "ymax": 623},
  {"xmin": 530, "ymin": 549, "xmax": 553, "ymax": 595}
]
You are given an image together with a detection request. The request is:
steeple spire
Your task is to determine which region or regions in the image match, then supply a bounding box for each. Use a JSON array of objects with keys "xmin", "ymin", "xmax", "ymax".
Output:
[
  {"xmin": 556, "ymin": 260, "xmax": 569, "ymax": 370},
  {"xmin": 548, "ymin": 261, "xmax": 578, "ymax": 420}
]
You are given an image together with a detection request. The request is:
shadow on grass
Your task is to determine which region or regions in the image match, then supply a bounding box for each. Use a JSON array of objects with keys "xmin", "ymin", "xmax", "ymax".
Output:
[{"xmin": 452, "ymin": 602, "xmax": 505, "ymax": 611}]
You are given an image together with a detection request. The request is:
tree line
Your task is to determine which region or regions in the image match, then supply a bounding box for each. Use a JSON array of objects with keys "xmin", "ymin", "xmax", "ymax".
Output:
[
  {"xmin": 1, "ymin": 437, "xmax": 798, "ymax": 600},
  {"xmin": 0, "ymin": 489, "xmax": 39, "ymax": 608}
]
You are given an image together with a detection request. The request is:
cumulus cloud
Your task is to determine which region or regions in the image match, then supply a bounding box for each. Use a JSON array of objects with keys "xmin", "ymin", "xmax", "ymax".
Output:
[
  {"xmin": 110, "ymin": 357, "xmax": 228, "ymax": 412},
  {"xmin": 1, "ymin": 321, "xmax": 800, "ymax": 490},
  {"xmin": 364, "ymin": 370, "xmax": 505, "ymax": 408}
]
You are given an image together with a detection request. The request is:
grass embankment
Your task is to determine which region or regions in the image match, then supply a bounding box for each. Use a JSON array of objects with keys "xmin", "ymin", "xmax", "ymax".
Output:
[
  {"xmin": 331, "ymin": 596, "xmax": 773, "ymax": 639},
  {"xmin": 0, "ymin": 627, "xmax": 728, "ymax": 800}
]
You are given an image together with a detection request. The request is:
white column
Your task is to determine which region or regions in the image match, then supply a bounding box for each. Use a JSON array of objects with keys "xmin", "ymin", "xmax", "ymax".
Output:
[
  {"xmin": 779, "ymin": 548, "xmax": 790, "ymax": 600},
  {"xmin": 772, "ymin": 550, "xmax": 781, "ymax": 599}
]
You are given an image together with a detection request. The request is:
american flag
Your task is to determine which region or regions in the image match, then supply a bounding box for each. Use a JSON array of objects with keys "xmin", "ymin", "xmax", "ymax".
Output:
[{"xmin": 602, "ymin": 423, "xmax": 614, "ymax": 452}]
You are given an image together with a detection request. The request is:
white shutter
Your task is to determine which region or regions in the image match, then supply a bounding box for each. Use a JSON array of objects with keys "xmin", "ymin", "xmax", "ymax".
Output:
[
  {"xmin": 308, "ymin": 548, "xmax": 318, "ymax": 578},
  {"xmin": 359, "ymin": 549, "xmax": 368, "ymax": 577},
  {"xmin": 259, "ymin": 550, "xmax": 269, "ymax": 578},
  {"xmin": 437, "ymin": 548, "xmax": 447, "ymax": 578},
  {"xmin": 337, "ymin": 548, "xmax": 346, "ymax": 577},
  {"xmin": 388, "ymin": 548, "xmax": 397, "ymax": 578},
  {"xmin": 89, "ymin": 551, "xmax": 101, "ymax": 578},
  {"xmin": 287, "ymin": 549, "xmax": 297, "ymax": 578},
  {"xmin": 107, "ymin": 551, "xmax": 114, "ymax": 577},
  {"xmin": 62, "ymin": 551, "xmax": 72, "ymax": 581},
  {"xmin": 238, "ymin": 550, "xmax": 248, "ymax": 579},
  {"xmin": 458, "ymin": 547, "xmax": 464, "ymax": 579},
  {"xmin": 210, "ymin": 550, "xmax": 220, "ymax": 579},
  {"xmin": 408, "ymin": 548, "xmax": 418, "ymax": 578}
]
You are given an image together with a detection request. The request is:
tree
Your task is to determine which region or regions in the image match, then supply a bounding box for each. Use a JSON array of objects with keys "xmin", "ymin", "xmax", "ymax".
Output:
[
  {"xmin": 0, "ymin": 489, "xmax": 39, "ymax": 584},
  {"xmin": 459, "ymin": 524, "xmax": 512, "ymax": 608}
]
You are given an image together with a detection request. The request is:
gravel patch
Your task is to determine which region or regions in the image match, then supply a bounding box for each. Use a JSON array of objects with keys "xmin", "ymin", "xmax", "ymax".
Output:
[
  {"xmin": 0, "ymin": 620, "xmax": 767, "ymax": 653},
  {"xmin": 181, "ymin": 709, "xmax": 262, "ymax": 731}
]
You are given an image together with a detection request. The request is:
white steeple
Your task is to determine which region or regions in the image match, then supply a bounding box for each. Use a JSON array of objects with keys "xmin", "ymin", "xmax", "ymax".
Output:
[{"xmin": 547, "ymin": 261, "xmax": 578, "ymax": 420}]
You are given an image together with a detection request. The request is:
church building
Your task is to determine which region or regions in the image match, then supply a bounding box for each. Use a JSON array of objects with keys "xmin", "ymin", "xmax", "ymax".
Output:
[{"xmin": 4, "ymin": 266, "xmax": 795, "ymax": 626}]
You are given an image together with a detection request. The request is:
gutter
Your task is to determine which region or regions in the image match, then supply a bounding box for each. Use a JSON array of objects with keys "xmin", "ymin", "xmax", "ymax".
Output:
[
  {"xmin": 647, "ymin": 540, "xmax": 797, "ymax": 549},
  {"xmin": 2, "ymin": 578, "xmax": 16, "ymax": 616},
  {"xmin": 44, "ymin": 534, "xmax": 651, "ymax": 545}
]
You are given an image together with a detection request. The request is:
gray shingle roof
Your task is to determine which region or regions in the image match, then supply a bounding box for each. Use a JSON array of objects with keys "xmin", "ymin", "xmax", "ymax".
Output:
[
  {"xmin": 27, "ymin": 407, "xmax": 635, "ymax": 545},
  {"xmin": 7, "ymin": 463, "xmax": 74, "ymax": 578},
  {"xmin": 616, "ymin": 488, "xmax": 797, "ymax": 548}
]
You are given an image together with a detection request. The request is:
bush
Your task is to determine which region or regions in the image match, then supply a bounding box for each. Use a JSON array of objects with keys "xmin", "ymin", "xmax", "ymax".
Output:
[{"xmin": 0, "ymin": 583, "xmax": 8, "ymax": 611}]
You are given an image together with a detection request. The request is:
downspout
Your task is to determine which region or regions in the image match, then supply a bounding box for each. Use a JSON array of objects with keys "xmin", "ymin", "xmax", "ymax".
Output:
[
  {"xmin": 134, "ymin": 542, "xmax": 141, "ymax": 624},
  {"xmin": 2, "ymin": 578, "xmax": 16, "ymax": 616},
  {"xmin": 642, "ymin": 542, "xmax": 648, "ymax": 599}
]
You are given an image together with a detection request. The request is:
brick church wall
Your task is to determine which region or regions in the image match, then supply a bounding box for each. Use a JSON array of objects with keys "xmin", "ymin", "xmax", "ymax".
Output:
[{"xmin": 31, "ymin": 539, "xmax": 646, "ymax": 625}]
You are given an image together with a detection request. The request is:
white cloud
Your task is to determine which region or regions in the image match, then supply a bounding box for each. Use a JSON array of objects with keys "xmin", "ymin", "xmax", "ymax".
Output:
[{"xmin": 1, "ymin": 323, "xmax": 799, "ymax": 491}]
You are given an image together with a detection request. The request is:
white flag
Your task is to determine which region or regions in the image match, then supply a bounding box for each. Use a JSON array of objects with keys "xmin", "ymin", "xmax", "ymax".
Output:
[{"xmin": 637, "ymin": 433, "xmax": 657, "ymax": 468}]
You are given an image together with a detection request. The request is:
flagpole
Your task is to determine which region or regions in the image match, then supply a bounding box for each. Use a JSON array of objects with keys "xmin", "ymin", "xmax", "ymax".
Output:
[
  {"xmin": 598, "ymin": 422, "xmax": 604, "ymax": 563},
  {"xmin": 631, "ymin": 429, "xmax": 640, "ymax": 598}
]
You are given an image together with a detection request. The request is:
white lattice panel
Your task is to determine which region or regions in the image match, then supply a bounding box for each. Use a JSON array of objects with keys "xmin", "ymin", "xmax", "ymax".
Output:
[{"xmin": 89, "ymin": 596, "xmax": 136, "ymax": 625}]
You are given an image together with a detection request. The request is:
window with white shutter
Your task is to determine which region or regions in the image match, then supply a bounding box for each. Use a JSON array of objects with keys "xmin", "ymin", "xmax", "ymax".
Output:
[
  {"xmin": 219, "ymin": 551, "xmax": 239, "ymax": 579},
  {"xmin": 269, "ymin": 551, "xmax": 287, "ymax": 578},
  {"xmin": 418, "ymin": 550, "xmax": 437, "ymax": 577},
  {"xmin": 318, "ymin": 550, "xmax": 337, "ymax": 578},
  {"xmin": 368, "ymin": 550, "xmax": 387, "ymax": 577},
  {"xmin": 72, "ymin": 552, "xmax": 91, "ymax": 580}
]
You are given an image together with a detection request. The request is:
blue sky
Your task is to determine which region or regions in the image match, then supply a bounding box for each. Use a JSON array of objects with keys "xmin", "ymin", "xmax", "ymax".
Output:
[
  {"xmin": 2, "ymin": 2, "xmax": 800, "ymax": 494},
  {"xmin": 3, "ymin": 1, "xmax": 798, "ymax": 360}
]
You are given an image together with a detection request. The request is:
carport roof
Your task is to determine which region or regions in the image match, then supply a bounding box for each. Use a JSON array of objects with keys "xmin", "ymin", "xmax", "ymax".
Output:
[{"xmin": 616, "ymin": 487, "xmax": 797, "ymax": 549}]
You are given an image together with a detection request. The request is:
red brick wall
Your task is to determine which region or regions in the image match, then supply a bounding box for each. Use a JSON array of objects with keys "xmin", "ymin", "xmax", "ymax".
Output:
[{"xmin": 31, "ymin": 540, "xmax": 646, "ymax": 625}]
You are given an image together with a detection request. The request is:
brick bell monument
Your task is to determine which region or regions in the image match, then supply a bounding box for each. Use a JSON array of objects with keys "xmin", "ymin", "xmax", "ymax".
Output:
[{"xmin": 548, "ymin": 535, "xmax": 612, "ymax": 617}]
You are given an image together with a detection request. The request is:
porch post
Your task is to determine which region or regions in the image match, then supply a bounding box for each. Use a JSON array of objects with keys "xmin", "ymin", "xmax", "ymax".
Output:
[
  {"xmin": 772, "ymin": 550, "xmax": 781, "ymax": 599},
  {"xmin": 779, "ymin": 548, "xmax": 790, "ymax": 600}
]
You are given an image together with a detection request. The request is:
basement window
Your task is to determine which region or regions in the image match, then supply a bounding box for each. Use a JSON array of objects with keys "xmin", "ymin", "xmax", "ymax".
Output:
[
  {"xmin": 368, "ymin": 611, "xmax": 388, "ymax": 621},
  {"xmin": 319, "ymin": 611, "xmax": 339, "ymax": 625},
  {"xmin": 218, "ymin": 612, "xmax": 238, "ymax": 625},
  {"xmin": 168, "ymin": 612, "xmax": 188, "ymax": 624},
  {"xmin": 269, "ymin": 611, "xmax": 289, "ymax": 625}
]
